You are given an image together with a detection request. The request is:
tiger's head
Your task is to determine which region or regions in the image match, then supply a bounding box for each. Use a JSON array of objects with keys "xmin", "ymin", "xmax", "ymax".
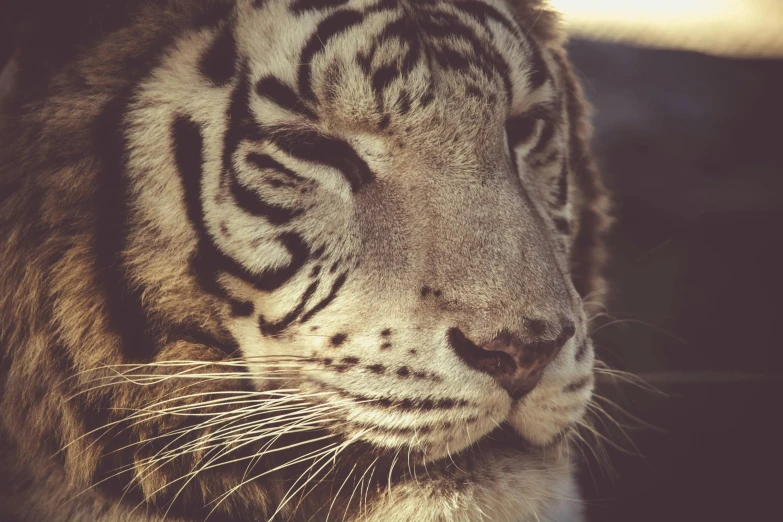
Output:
[{"xmin": 0, "ymin": 1, "xmax": 610, "ymax": 521}]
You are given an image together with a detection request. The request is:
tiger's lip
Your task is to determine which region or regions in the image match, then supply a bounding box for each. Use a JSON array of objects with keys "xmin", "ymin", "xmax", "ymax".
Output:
[
  {"xmin": 466, "ymin": 422, "xmax": 567, "ymax": 453},
  {"xmin": 470, "ymin": 424, "xmax": 535, "ymax": 454},
  {"xmin": 422, "ymin": 422, "xmax": 566, "ymax": 468}
]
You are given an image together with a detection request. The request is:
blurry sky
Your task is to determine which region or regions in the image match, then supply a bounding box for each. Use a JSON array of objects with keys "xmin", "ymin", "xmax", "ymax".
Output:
[{"xmin": 552, "ymin": 0, "xmax": 783, "ymax": 57}]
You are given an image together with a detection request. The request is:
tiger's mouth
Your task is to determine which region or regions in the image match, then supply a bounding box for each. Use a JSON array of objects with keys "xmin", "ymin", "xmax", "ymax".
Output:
[
  {"xmin": 340, "ymin": 420, "xmax": 569, "ymax": 479},
  {"xmin": 424, "ymin": 421, "xmax": 568, "ymax": 468},
  {"xmin": 329, "ymin": 421, "xmax": 568, "ymax": 496}
]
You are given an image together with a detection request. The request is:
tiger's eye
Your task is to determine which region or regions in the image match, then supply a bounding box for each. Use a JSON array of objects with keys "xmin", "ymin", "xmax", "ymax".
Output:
[{"xmin": 505, "ymin": 115, "xmax": 538, "ymax": 150}]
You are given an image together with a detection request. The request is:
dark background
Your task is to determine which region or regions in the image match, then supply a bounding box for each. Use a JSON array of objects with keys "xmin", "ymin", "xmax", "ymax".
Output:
[
  {"xmin": 1, "ymin": 15, "xmax": 781, "ymax": 522},
  {"xmin": 568, "ymin": 39, "xmax": 783, "ymax": 521}
]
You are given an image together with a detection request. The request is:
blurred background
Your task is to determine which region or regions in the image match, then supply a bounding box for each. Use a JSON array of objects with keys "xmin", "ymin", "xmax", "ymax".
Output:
[
  {"xmin": 556, "ymin": 1, "xmax": 783, "ymax": 521},
  {"xmin": 1, "ymin": 1, "xmax": 781, "ymax": 521}
]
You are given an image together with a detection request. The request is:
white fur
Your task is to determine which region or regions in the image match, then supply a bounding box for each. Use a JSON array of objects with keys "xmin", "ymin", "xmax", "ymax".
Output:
[{"xmin": 120, "ymin": 1, "xmax": 593, "ymax": 520}]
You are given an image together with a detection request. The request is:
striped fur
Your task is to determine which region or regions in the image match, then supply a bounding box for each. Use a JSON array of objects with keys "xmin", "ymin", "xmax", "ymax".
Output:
[{"xmin": 0, "ymin": 1, "xmax": 610, "ymax": 521}]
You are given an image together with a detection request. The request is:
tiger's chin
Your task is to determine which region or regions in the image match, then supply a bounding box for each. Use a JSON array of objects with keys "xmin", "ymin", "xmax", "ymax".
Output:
[
  {"xmin": 416, "ymin": 417, "xmax": 572, "ymax": 466},
  {"xmin": 318, "ymin": 418, "xmax": 581, "ymax": 521},
  {"xmin": 391, "ymin": 418, "xmax": 573, "ymax": 480},
  {"xmin": 362, "ymin": 429, "xmax": 583, "ymax": 522}
]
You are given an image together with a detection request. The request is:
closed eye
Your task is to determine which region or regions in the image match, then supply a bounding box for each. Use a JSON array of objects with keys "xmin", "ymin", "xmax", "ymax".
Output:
[
  {"xmin": 266, "ymin": 127, "xmax": 375, "ymax": 192},
  {"xmin": 505, "ymin": 114, "xmax": 538, "ymax": 150},
  {"xmin": 505, "ymin": 102, "xmax": 560, "ymax": 152}
]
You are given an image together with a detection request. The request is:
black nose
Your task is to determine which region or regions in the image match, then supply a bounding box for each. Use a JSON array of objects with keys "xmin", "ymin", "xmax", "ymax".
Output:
[{"xmin": 448, "ymin": 323, "xmax": 575, "ymax": 399}]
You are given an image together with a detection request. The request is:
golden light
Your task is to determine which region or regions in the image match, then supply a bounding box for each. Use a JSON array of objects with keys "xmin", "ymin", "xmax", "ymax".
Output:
[{"xmin": 549, "ymin": 0, "xmax": 783, "ymax": 57}]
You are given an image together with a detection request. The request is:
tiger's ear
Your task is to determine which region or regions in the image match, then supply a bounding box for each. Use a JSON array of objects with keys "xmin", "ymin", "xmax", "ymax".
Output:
[{"xmin": 502, "ymin": 0, "xmax": 565, "ymax": 46}]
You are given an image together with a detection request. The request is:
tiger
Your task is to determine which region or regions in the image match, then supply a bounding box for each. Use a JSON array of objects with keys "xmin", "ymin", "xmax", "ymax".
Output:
[{"xmin": 0, "ymin": 0, "xmax": 611, "ymax": 521}]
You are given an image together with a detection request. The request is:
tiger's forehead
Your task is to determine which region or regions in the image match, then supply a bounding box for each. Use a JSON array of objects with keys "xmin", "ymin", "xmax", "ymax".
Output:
[{"xmin": 236, "ymin": 0, "xmax": 548, "ymax": 137}]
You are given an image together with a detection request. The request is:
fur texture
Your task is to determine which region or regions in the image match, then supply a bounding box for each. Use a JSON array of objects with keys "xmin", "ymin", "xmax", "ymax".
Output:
[{"xmin": 0, "ymin": 1, "xmax": 611, "ymax": 521}]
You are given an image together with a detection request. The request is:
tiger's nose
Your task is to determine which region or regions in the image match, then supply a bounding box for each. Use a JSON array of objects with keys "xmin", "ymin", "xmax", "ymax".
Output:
[{"xmin": 448, "ymin": 323, "xmax": 576, "ymax": 399}]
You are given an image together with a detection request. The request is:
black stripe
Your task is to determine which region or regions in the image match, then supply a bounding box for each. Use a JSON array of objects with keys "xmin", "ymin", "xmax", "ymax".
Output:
[
  {"xmin": 366, "ymin": 0, "xmax": 399, "ymax": 14},
  {"xmin": 563, "ymin": 62, "xmax": 595, "ymax": 199},
  {"xmin": 173, "ymin": 116, "xmax": 210, "ymax": 235},
  {"xmin": 172, "ymin": 116, "xmax": 231, "ymax": 299},
  {"xmin": 401, "ymin": 42, "xmax": 422, "ymax": 77},
  {"xmin": 507, "ymin": 102, "xmax": 560, "ymax": 151},
  {"xmin": 298, "ymin": 10, "xmax": 364, "ymax": 101},
  {"xmin": 398, "ymin": 89, "xmax": 411, "ymax": 114},
  {"xmin": 419, "ymin": 87, "xmax": 435, "ymax": 108},
  {"xmin": 506, "ymin": 114, "xmax": 536, "ymax": 149},
  {"xmin": 300, "ymin": 272, "xmax": 347, "ymax": 323},
  {"xmin": 452, "ymin": 1, "xmax": 520, "ymax": 36},
  {"xmin": 230, "ymin": 300, "xmax": 255, "ymax": 317},
  {"xmin": 559, "ymin": 51, "xmax": 606, "ymax": 298},
  {"xmin": 89, "ymin": 25, "xmax": 205, "ymax": 365},
  {"xmin": 259, "ymin": 280, "xmax": 320, "ymax": 336},
  {"xmin": 291, "ymin": 0, "xmax": 350, "ymax": 14},
  {"xmin": 564, "ymin": 375, "xmax": 592, "ymax": 393},
  {"xmin": 173, "ymin": 115, "xmax": 311, "ymax": 295},
  {"xmin": 372, "ymin": 64, "xmax": 401, "ymax": 98},
  {"xmin": 575, "ymin": 341, "xmax": 589, "ymax": 362},
  {"xmin": 255, "ymin": 76, "xmax": 317, "ymax": 119},
  {"xmin": 94, "ymin": 90, "xmax": 159, "ymax": 362},
  {"xmin": 253, "ymin": 233, "xmax": 312, "ymax": 291},
  {"xmin": 246, "ymin": 152, "xmax": 306, "ymax": 182},
  {"xmin": 356, "ymin": 15, "xmax": 421, "ymax": 97},
  {"xmin": 553, "ymin": 217, "xmax": 571, "ymax": 236},
  {"xmin": 379, "ymin": 17, "xmax": 421, "ymax": 75},
  {"xmin": 419, "ymin": 12, "xmax": 513, "ymax": 103},
  {"xmin": 228, "ymin": 168, "xmax": 302, "ymax": 224},
  {"xmin": 524, "ymin": 35, "xmax": 549, "ymax": 90},
  {"xmin": 97, "ymin": 109, "xmax": 239, "ymax": 361},
  {"xmin": 418, "ymin": 11, "xmax": 480, "ymax": 42},
  {"xmin": 531, "ymin": 150, "xmax": 560, "ymax": 169},
  {"xmin": 168, "ymin": 325, "xmax": 241, "ymax": 356},
  {"xmin": 192, "ymin": 232, "xmax": 311, "ymax": 294},
  {"xmin": 434, "ymin": 47, "xmax": 470, "ymax": 71},
  {"xmin": 222, "ymin": 64, "xmax": 261, "ymax": 173},
  {"xmin": 272, "ymin": 128, "xmax": 375, "ymax": 191},
  {"xmin": 554, "ymin": 159, "xmax": 569, "ymax": 207},
  {"xmin": 530, "ymin": 120, "xmax": 556, "ymax": 155},
  {"xmin": 525, "ymin": 101, "xmax": 560, "ymax": 122},
  {"xmin": 326, "ymin": 388, "xmax": 469, "ymax": 412},
  {"xmin": 198, "ymin": 23, "xmax": 237, "ymax": 87}
]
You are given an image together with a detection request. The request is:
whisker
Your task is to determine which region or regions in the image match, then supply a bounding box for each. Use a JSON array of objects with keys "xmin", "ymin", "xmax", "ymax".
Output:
[
  {"xmin": 341, "ymin": 456, "xmax": 378, "ymax": 522},
  {"xmin": 384, "ymin": 448, "xmax": 402, "ymax": 508},
  {"xmin": 590, "ymin": 394, "xmax": 665, "ymax": 433},
  {"xmin": 626, "ymin": 371, "xmax": 771, "ymax": 384},
  {"xmin": 205, "ymin": 437, "xmax": 349, "ymax": 518},
  {"xmin": 325, "ymin": 461, "xmax": 357, "ymax": 522},
  {"xmin": 58, "ymin": 390, "xmax": 317, "ymax": 456},
  {"xmin": 590, "ymin": 317, "xmax": 688, "ymax": 345}
]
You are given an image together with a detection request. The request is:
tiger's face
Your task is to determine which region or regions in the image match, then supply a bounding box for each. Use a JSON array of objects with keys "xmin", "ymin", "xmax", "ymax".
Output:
[
  {"xmin": 128, "ymin": 0, "xmax": 592, "ymax": 462},
  {"xmin": 0, "ymin": 0, "xmax": 610, "ymax": 520}
]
